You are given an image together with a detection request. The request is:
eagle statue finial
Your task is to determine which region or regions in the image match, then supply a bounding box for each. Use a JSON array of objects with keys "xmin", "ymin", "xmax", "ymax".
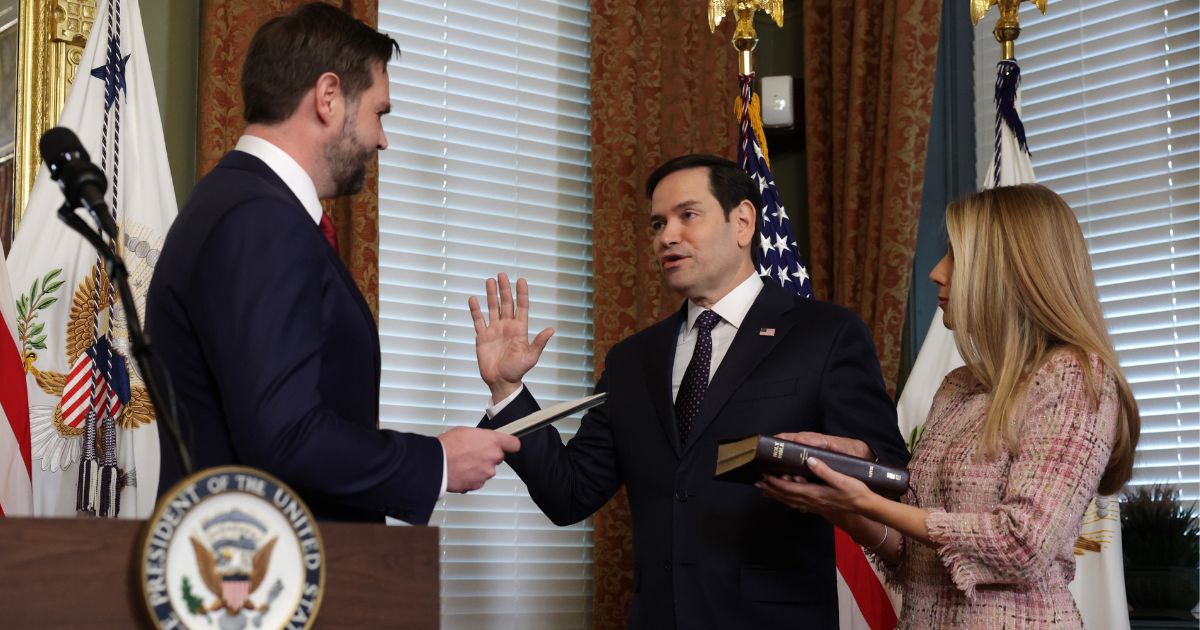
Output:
[
  {"xmin": 970, "ymin": 0, "xmax": 1050, "ymax": 60},
  {"xmin": 708, "ymin": 0, "xmax": 785, "ymax": 75}
]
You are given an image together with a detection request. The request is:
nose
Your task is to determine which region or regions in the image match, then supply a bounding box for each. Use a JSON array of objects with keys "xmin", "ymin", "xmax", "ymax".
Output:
[
  {"xmin": 929, "ymin": 253, "xmax": 950, "ymax": 286},
  {"xmin": 377, "ymin": 125, "xmax": 389, "ymax": 151},
  {"xmin": 656, "ymin": 221, "xmax": 680, "ymax": 250}
]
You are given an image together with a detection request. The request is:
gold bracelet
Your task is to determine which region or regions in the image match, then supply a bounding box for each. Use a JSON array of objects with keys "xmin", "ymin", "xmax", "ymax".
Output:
[{"xmin": 865, "ymin": 525, "xmax": 889, "ymax": 551}]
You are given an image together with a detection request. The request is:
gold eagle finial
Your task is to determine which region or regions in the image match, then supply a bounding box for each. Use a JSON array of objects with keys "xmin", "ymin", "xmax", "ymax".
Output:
[
  {"xmin": 971, "ymin": 0, "xmax": 1050, "ymax": 60},
  {"xmin": 709, "ymin": 0, "xmax": 785, "ymax": 75},
  {"xmin": 970, "ymin": 0, "xmax": 1047, "ymax": 26},
  {"xmin": 709, "ymin": 0, "xmax": 784, "ymax": 33}
]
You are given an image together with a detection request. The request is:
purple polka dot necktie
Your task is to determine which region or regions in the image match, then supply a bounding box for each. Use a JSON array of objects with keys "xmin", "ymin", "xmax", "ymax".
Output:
[{"xmin": 675, "ymin": 310, "xmax": 721, "ymax": 445}]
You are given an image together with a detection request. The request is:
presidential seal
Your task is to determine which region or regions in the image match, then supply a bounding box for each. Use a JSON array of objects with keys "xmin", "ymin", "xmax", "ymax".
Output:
[{"xmin": 141, "ymin": 467, "xmax": 324, "ymax": 630}]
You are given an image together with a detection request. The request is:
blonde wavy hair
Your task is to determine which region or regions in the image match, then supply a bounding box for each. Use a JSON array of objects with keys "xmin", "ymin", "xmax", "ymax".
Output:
[{"xmin": 944, "ymin": 184, "xmax": 1139, "ymax": 495}]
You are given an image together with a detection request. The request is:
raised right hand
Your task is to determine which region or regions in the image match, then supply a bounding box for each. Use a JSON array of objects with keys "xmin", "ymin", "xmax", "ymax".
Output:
[
  {"xmin": 437, "ymin": 427, "xmax": 521, "ymax": 493},
  {"xmin": 469, "ymin": 273, "xmax": 554, "ymax": 402}
]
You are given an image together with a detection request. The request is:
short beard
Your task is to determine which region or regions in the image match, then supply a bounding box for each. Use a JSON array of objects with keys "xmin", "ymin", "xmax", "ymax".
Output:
[{"xmin": 324, "ymin": 110, "xmax": 375, "ymax": 197}]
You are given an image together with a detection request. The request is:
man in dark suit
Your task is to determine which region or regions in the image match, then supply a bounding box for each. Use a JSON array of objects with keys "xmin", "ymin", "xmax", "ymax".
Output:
[
  {"xmin": 148, "ymin": 3, "xmax": 518, "ymax": 523},
  {"xmin": 470, "ymin": 154, "xmax": 910, "ymax": 627}
]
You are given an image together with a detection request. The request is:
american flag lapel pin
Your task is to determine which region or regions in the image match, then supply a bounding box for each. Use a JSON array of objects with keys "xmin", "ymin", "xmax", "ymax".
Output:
[{"xmin": 759, "ymin": 328, "xmax": 775, "ymax": 337}]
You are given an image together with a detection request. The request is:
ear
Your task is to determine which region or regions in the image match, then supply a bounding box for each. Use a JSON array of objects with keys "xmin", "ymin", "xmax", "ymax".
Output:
[
  {"xmin": 313, "ymin": 71, "xmax": 343, "ymax": 127},
  {"xmin": 732, "ymin": 199, "xmax": 757, "ymax": 249}
]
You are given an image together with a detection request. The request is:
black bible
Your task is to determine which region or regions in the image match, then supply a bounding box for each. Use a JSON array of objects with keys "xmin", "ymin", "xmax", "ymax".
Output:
[{"xmin": 715, "ymin": 434, "xmax": 909, "ymax": 498}]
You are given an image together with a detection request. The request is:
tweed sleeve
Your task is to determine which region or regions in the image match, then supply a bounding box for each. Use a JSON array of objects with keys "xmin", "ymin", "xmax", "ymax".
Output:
[{"xmin": 924, "ymin": 353, "xmax": 1119, "ymax": 599}]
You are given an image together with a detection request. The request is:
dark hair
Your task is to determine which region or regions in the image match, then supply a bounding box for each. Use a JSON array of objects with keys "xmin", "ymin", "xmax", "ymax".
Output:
[
  {"xmin": 645, "ymin": 154, "xmax": 761, "ymax": 261},
  {"xmin": 242, "ymin": 3, "xmax": 401, "ymax": 124}
]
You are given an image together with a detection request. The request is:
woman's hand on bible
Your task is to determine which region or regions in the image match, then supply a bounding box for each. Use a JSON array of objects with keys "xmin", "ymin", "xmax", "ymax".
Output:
[{"xmin": 756, "ymin": 456, "xmax": 878, "ymax": 517}]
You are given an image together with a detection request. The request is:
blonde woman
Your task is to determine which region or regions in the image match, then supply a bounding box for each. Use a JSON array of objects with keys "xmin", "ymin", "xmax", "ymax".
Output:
[{"xmin": 758, "ymin": 184, "xmax": 1140, "ymax": 628}]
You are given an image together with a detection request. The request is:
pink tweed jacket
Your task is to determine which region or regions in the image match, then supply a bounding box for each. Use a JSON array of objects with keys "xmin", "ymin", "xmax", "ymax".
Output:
[{"xmin": 886, "ymin": 349, "xmax": 1120, "ymax": 629}]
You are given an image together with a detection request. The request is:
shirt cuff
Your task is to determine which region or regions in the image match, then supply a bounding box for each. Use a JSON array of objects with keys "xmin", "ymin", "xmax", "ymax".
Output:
[
  {"xmin": 439, "ymin": 440, "xmax": 448, "ymax": 497},
  {"xmin": 485, "ymin": 385, "xmax": 526, "ymax": 418}
]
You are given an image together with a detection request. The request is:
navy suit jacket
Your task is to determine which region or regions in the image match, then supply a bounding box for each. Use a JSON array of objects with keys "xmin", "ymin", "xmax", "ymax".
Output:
[
  {"xmin": 481, "ymin": 283, "xmax": 909, "ymax": 628},
  {"xmin": 148, "ymin": 151, "xmax": 442, "ymax": 523}
]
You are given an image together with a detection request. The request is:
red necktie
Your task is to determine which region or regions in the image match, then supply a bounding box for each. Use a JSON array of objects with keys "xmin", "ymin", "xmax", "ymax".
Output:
[{"xmin": 319, "ymin": 214, "xmax": 338, "ymax": 253}]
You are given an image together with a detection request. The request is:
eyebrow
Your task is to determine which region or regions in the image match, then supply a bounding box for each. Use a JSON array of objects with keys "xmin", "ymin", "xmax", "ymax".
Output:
[{"xmin": 649, "ymin": 200, "xmax": 702, "ymax": 223}]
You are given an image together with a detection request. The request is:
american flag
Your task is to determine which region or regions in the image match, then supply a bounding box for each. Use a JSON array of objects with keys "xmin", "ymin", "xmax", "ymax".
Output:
[
  {"xmin": 59, "ymin": 336, "xmax": 129, "ymax": 431},
  {"xmin": 738, "ymin": 74, "xmax": 812, "ymax": 299},
  {"xmin": 737, "ymin": 73, "xmax": 897, "ymax": 630},
  {"xmin": 0, "ymin": 254, "xmax": 32, "ymax": 517}
]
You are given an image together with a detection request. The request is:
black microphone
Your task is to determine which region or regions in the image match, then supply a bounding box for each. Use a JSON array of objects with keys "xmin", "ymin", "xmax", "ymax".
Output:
[
  {"xmin": 40, "ymin": 127, "xmax": 194, "ymax": 477},
  {"xmin": 39, "ymin": 127, "xmax": 119, "ymax": 241}
]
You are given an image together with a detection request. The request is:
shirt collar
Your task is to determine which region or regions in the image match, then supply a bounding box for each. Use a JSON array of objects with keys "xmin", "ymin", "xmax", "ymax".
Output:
[
  {"xmin": 685, "ymin": 272, "xmax": 764, "ymax": 331},
  {"xmin": 234, "ymin": 135, "xmax": 323, "ymax": 225}
]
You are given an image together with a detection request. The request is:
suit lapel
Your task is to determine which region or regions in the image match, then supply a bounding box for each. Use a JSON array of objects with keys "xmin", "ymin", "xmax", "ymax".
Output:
[
  {"xmin": 646, "ymin": 306, "xmax": 686, "ymax": 458},
  {"xmin": 682, "ymin": 283, "xmax": 795, "ymax": 454}
]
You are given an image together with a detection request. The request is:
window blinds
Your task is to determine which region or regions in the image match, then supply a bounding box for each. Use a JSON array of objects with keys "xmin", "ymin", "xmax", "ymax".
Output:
[
  {"xmin": 377, "ymin": 1, "xmax": 595, "ymax": 626},
  {"xmin": 973, "ymin": 0, "xmax": 1199, "ymax": 499}
]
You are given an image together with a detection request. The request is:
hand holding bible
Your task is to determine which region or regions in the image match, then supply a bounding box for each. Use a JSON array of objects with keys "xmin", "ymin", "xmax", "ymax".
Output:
[
  {"xmin": 744, "ymin": 430, "xmax": 901, "ymax": 517},
  {"xmin": 757, "ymin": 455, "xmax": 878, "ymax": 517}
]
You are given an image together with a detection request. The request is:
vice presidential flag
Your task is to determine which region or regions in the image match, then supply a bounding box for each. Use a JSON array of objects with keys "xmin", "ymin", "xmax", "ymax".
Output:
[{"xmin": 6, "ymin": 0, "xmax": 176, "ymax": 519}]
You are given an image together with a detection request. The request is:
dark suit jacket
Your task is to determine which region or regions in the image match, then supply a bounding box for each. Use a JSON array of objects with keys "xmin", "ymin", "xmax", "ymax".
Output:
[
  {"xmin": 148, "ymin": 151, "xmax": 442, "ymax": 523},
  {"xmin": 481, "ymin": 282, "xmax": 909, "ymax": 628}
]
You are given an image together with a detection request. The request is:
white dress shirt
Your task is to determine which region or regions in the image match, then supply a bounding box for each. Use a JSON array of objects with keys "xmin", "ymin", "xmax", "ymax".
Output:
[
  {"xmin": 671, "ymin": 272, "xmax": 764, "ymax": 399},
  {"xmin": 233, "ymin": 135, "xmax": 448, "ymax": 514},
  {"xmin": 234, "ymin": 135, "xmax": 323, "ymax": 224}
]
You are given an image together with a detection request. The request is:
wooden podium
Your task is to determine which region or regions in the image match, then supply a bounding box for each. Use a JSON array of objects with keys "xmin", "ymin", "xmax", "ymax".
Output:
[{"xmin": 0, "ymin": 517, "xmax": 439, "ymax": 628}]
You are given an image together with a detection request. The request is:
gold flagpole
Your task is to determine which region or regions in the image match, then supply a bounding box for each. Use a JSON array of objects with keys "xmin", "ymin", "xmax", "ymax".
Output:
[{"xmin": 970, "ymin": 0, "xmax": 1049, "ymax": 60}]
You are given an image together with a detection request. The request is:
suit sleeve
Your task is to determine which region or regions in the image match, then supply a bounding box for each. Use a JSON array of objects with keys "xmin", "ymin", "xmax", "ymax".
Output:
[
  {"xmin": 818, "ymin": 315, "xmax": 910, "ymax": 468},
  {"xmin": 188, "ymin": 200, "xmax": 442, "ymax": 523},
  {"xmin": 479, "ymin": 376, "xmax": 622, "ymax": 526}
]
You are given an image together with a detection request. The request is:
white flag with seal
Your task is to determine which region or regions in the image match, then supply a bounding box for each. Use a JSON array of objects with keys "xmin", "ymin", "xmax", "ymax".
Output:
[{"xmin": 6, "ymin": 0, "xmax": 175, "ymax": 519}]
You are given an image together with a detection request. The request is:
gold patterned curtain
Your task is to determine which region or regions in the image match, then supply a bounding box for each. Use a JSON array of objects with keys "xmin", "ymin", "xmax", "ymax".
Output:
[
  {"xmin": 196, "ymin": 0, "xmax": 379, "ymax": 318},
  {"xmin": 589, "ymin": 1, "xmax": 736, "ymax": 626},
  {"xmin": 802, "ymin": 0, "xmax": 943, "ymax": 393}
]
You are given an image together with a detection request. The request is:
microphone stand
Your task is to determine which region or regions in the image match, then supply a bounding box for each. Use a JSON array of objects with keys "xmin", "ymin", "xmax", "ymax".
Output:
[{"xmin": 57, "ymin": 202, "xmax": 193, "ymax": 476}]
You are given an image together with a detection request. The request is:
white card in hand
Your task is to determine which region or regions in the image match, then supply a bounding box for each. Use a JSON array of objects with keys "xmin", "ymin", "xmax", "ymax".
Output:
[{"xmin": 497, "ymin": 393, "xmax": 608, "ymax": 437}]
